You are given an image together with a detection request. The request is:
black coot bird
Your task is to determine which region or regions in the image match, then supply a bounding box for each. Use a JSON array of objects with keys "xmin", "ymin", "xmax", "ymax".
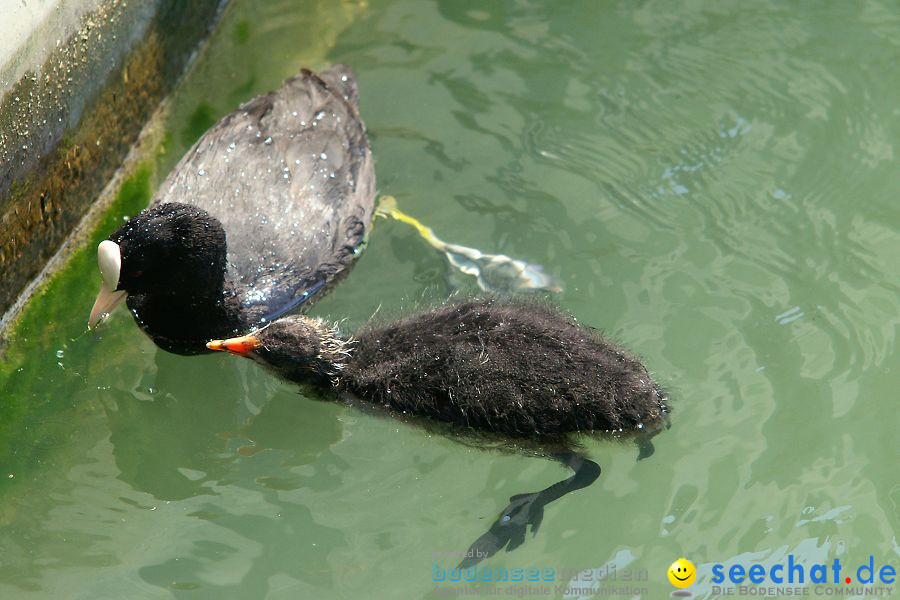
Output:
[
  {"xmin": 207, "ymin": 298, "xmax": 668, "ymax": 564},
  {"xmin": 89, "ymin": 65, "xmax": 376, "ymax": 355}
]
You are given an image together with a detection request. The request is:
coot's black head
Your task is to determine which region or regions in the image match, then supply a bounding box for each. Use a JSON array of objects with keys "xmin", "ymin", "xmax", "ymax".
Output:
[
  {"xmin": 88, "ymin": 202, "xmax": 227, "ymax": 328},
  {"xmin": 206, "ymin": 315, "xmax": 335, "ymax": 382}
]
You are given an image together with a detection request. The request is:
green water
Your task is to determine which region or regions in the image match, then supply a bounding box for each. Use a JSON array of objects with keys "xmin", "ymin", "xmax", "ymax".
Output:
[{"xmin": 2, "ymin": 1, "xmax": 898, "ymax": 598}]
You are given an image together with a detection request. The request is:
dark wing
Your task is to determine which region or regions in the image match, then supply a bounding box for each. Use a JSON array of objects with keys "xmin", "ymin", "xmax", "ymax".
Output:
[{"xmin": 152, "ymin": 64, "xmax": 376, "ymax": 323}]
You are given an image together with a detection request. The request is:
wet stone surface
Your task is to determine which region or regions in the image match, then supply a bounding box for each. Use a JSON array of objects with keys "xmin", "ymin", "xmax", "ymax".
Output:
[{"xmin": 0, "ymin": 0, "xmax": 222, "ymax": 322}]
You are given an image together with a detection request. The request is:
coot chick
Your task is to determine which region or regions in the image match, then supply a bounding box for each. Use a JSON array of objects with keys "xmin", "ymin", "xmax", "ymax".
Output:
[
  {"xmin": 89, "ymin": 65, "xmax": 376, "ymax": 355},
  {"xmin": 207, "ymin": 298, "xmax": 668, "ymax": 436},
  {"xmin": 209, "ymin": 298, "xmax": 668, "ymax": 566}
]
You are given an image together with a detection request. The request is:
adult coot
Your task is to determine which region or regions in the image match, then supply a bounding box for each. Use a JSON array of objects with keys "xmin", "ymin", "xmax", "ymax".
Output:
[{"xmin": 88, "ymin": 65, "xmax": 376, "ymax": 354}]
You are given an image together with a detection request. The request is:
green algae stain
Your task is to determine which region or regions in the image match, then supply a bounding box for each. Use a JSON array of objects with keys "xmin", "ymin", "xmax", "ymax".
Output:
[
  {"xmin": 232, "ymin": 20, "xmax": 251, "ymax": 45},
  {"xmin": 0, "ymin": 163, "xmax": 154, "ymax": 497},
  {"xmin": 182, "ymin": 101, "xmax": 218, "ymax": 147}
]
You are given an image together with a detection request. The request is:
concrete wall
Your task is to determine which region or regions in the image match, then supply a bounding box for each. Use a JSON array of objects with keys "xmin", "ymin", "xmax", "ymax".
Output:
[{"xmin": 0, "ymin": 0, "xmax": 223, "ymax": 321}]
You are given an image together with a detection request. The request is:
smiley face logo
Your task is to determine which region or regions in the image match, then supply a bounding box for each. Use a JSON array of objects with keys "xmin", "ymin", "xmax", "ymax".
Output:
[{"xmin": 668, "ymin": 558, "xmax": 696, "ymax": 588}]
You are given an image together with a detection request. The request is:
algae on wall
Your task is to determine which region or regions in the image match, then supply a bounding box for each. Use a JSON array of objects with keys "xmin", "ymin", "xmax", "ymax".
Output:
[{"xmin": 0, "ymin": 0, "xmax": 223, "ymax": 328}]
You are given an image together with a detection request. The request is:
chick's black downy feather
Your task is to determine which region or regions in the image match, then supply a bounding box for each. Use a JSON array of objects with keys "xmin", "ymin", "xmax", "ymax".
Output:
[{"xmin": 340, "ymin": 299, "xmax": 666, "ymax": 436}]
